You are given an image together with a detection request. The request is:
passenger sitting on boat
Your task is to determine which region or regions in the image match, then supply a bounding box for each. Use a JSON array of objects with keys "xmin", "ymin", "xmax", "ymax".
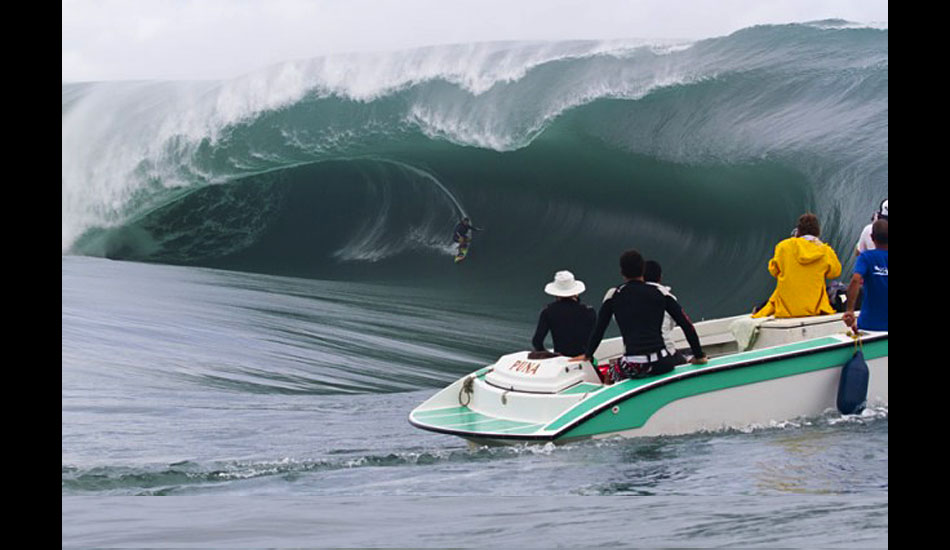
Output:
[
  {"xmin": 532, "ymin": 270, "xmax": 597, "ymax": 357},
  {"xmin": 644, "ymin": 260, "xmax": 689, "ymax": 367},
  {"xmin": 843, "ymin": 219, "xmax": 887, "ymax": 331},
  {"xmin": 752, "ymin": 213, "xmax": 842, "ymax": 319},
  {"xmin": 572, "ymin": 249, "xmax": 707, "ymax": 381},
  {"xmin": 855, "ymin": 198, "xmax": 887, "ymax": 257}
]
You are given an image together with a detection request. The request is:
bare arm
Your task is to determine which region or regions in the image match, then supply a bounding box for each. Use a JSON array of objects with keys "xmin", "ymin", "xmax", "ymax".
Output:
[{"xmin": 842, "ymin": 273, "xmax": 863, "ymax": 329}]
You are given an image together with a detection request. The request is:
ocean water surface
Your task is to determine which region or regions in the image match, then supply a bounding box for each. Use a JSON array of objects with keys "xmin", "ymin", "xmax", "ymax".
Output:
[{"xmin": 62, "ymin": 256, "xmax": 887, "ymax": 547}]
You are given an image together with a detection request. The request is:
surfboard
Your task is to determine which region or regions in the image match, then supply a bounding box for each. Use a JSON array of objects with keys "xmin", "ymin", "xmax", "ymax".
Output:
[{"xmin": 454, "ymin": 241, "xmax": 470, "ymax": 263}]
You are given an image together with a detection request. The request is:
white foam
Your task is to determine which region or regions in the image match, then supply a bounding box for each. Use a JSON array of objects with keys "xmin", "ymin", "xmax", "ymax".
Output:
[{"xmin": 64, "ymin": 40, "xmax": 692, "ymax": 251}]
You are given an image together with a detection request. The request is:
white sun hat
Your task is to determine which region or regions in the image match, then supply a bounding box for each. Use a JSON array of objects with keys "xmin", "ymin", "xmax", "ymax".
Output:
[{"xmin": 544, "ymin": 270, "xmax": 586, "ymax": 297}]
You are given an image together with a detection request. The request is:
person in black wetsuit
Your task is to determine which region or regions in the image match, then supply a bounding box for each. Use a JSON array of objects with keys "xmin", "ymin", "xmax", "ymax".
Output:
[
  {"xmin": 573, "ymin": 249, "xmax": 707, "ymax": 381},
  {"xmin": 453, "ymin": 217, "xmax": 481, "ymax": 245},
  {"xmin": 531, "ymin": 270, "xmax": 596, "ymax": 357}
]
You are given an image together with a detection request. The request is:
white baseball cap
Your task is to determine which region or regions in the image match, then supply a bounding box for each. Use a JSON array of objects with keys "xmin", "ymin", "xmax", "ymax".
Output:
[
  {"xmin": 544, "ymin": 270, "xmax": 586, "ymax": 297},
  {"xmin": 879, "ymin": 199, "xmax": 888, "ymax": 218}
]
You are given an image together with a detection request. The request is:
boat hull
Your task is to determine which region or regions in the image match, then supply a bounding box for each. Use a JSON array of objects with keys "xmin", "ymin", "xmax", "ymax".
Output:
[
  {"xmin": 410, "ymin": 331, "xmax": 888, "ymax": 445},
  {"xmin": 562, "ymin": 355, "xmax": 886, "ymax": 442}
]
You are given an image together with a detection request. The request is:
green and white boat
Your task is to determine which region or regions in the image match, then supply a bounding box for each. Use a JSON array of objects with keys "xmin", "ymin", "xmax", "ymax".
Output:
[{"xmin": 409, "ymin": 313, "xmax": 888, "ymax": 445}]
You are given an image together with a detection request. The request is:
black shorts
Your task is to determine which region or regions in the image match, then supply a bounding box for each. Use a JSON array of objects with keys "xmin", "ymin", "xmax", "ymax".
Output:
[{"xmin": 612, "ymin": 352, "xmax": 684, "ymax": 381}]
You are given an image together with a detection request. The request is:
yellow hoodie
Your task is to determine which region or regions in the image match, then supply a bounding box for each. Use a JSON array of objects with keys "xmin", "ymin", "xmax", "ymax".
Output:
[{"xmin": 752, "ymin": 236, "xmax": 842, "ymax": 318}]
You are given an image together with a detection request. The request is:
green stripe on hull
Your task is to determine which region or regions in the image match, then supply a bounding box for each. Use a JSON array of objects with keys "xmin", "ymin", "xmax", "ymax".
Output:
[
  {"xmin": 557, "ymin": 337, "xmax": 887, "ymax": 439},
  {"xmin": 412, "ymin": 407, "xmax": 542, "ymax": 434},
  {"xmin": 560, "ymin": 383, "xmax": 603, "ymax": 395},
  {"xmin": 546, "ymin": 336, "xmax": 842, "ymax": 432},
  {"xmin": 495, "ymin": 422, "xmax": 547, "ymax": 434},
  {"xmin": 412, "ymin": 406, "xmax": 470, "ymax": 419}
]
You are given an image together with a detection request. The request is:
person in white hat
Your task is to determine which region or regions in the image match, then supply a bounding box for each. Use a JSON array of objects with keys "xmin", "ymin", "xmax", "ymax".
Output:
[
  {"xmin": 855, "ymin": 198, "xmax": 887, "ymax": 256},
  {"xmin": 531, "ymin": 270, "xmax": 596, "ymax": 357}
]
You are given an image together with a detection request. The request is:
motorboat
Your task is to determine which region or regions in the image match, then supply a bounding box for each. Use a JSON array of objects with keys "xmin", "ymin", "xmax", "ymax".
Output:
[{"xmin": 409, "ymin": 313, "xmax": 888, "ymax": 445}]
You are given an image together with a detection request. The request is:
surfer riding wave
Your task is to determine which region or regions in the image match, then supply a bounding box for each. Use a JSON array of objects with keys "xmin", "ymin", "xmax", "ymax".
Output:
[{"xmin": 452, "ymin": 217, "xmax": 482, "ymax": 262}]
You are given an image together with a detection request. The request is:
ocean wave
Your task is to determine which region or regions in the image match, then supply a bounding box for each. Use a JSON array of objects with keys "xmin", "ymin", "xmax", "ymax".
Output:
[{"xmin": 63, "ymin": 22, "xmax": 887, "ymax": 298}]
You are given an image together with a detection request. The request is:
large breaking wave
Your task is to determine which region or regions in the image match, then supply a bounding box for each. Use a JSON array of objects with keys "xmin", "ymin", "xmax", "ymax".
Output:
[{"xmin": 62, "ymin": 21, "xmax": 887, "ymax": 316}]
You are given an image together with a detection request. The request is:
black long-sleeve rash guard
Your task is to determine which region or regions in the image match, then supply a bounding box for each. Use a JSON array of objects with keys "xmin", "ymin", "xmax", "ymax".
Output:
[
  {"xmin": 532, "ymin": 299, "xmax": 597, "ymax": 356},
  {"xmin": 584, "ymin": 280, "xmax": 705, "ymax": 359},
  {"xmin": 453, "ymin": 222, "xmax": 481, "ymax": 241}
]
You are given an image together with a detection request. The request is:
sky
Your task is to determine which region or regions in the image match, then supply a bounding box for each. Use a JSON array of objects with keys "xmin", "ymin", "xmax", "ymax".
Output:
[{"xmin": 62, "ymin": 0, "xmax": 888, "ymax": 82}]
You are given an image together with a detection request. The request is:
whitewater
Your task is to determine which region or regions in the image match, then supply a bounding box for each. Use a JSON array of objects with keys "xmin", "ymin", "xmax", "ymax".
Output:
[{"xmin": 62, "ymin": 21, "xmax": 887, "ymax": 548}]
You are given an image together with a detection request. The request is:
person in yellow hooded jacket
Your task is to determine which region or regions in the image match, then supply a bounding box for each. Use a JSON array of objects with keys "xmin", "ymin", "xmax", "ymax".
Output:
[{"xmin": 752, "ymin": 213, "xmax": 842, "ymax": 318}]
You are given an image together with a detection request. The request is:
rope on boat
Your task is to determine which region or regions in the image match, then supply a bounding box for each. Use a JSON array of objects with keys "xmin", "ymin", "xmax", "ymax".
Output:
[
  {"xmin": 459, "ymin": 375, "xmax": 475, "ymax": 407},
  {"xmin": 848, "ymin": 329, "xmax": 865, "ymax": 353}
]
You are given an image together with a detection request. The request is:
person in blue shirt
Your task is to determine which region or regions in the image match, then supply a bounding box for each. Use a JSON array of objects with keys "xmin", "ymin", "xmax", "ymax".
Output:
[{"xmin": 843, "ymin": 219, "xmax": 887, "ymax": 331}]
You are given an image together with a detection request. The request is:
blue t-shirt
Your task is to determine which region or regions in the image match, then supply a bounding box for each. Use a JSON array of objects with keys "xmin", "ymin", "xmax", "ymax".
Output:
[{"xmin": 855, "ymin": 249, "xmax": 888, "ymax": 331}]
